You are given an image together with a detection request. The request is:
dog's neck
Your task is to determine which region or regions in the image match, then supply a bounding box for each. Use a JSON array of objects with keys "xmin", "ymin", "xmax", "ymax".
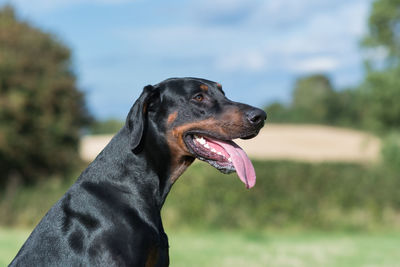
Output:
[
  {"xmin": 139, "ymin": 120, "xmax": 195, "ymax": 207},
  {"xmin": 88, "ymin": 125, "xmax": 192, "ymax": 212}
]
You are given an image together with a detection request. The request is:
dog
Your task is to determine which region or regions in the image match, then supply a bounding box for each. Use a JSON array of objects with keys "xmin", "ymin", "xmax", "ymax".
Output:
[{"xmin": 10, "ymin": 77, "xmax": 266, "ymax": 266}]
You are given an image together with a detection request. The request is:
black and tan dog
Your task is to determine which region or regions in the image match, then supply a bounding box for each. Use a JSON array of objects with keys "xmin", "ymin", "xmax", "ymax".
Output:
[{"xmin": 10, "ymin": 77, "xmax": 266, "ymax": 266}]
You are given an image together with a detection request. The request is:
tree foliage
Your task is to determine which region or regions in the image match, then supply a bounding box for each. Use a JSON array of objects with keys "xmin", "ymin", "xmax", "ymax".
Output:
[
  {"xmin": 0, "ymin": 6, "xmax": 91, "ymax": 185},
  {"xmin": 292, "ymin": 74, "xmax": 336, "ymax": 123},
  {"xmin": 361, "ymin": 68, "xmax": 400, "ymax": 131},
  {"xmin": 363, "ymin": 0, "xmax": 400, "ymax": 62},
  {"xmin": 264, "ymin": 74, "xmax": 362, "ymax": 127},
  {"xmin": 360, "ymin": 0, "xmax": 400, "ymax": 132}
]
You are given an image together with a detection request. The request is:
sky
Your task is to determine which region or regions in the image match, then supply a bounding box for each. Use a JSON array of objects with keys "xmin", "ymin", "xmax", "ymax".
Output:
[{"xmin": 1, "ymin": 0, "xmax": 373, "ymax": 119}]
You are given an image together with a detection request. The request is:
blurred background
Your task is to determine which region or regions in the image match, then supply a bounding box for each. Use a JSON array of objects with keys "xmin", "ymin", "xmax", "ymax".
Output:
[{"xmin": 1, "ymin": 0, "xmax": 400, "ymax": 266}]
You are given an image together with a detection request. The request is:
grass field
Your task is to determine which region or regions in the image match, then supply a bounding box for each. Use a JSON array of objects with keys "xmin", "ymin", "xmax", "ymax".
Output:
[
  {"xmin": 0, "ymin": 228, "xmax": 30, "ymax": 267},
  {"xmin": 2, "ymin": 228, "xmax": 400, "ymax": 267}
]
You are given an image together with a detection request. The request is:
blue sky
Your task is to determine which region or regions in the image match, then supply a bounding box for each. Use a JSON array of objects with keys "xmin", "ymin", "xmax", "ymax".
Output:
[{"xmin": 1, "ymin": 0, "xmax": 373, "ymax": 119}]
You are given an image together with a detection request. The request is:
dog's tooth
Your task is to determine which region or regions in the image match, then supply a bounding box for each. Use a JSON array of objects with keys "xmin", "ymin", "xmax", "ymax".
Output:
[
  {"xmin": 195, "ymin": 136, "xmax": 205, "ymax": 145},
  {"xmin": 195, "ymin": 136, "xmax": 206, "ymax": 145},
  {"xmin": 228, "ymin": 158, "xmax": 232, "ymax": 162},
  {"xmin": 217, "ymin": 152, "xmax": 222, "ymax": 155},
  {"xmin": 204, "ymin": 143, "xmax": 210, "ymax": 149},
  {"xmin": 211, "ymin": 148, "xmax": 217, "ymax": 153}
]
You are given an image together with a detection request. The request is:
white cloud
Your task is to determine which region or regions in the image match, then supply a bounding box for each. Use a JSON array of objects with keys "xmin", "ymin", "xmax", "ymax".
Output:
[
  {"xmin": 191, "ymin": 0, "xmax": 257, "ymax": 25},
  {"xmin": 114, "ymin": 0, "xmax": 368, "ymax": 74},
  {"xmin": 215, "ymin": 51, "xmax": 266, "ymax": 72},
  {"xmin": 290, "ymin": 57, "xmax": 340, "ymax": 73}
]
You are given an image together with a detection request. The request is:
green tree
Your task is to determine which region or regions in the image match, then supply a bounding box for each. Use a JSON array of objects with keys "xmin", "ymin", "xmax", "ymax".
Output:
[
  {"xmin": 333, "ymin": 88, "xmax": 363, "ymax": 127},
  {"xmin": 362, "ymin": 69, "xmax": 400, "ymax": 130},
  {"xmin": 0, "ymin": 6, "xmax": 91, "ymax": 185},
  {"xmin": 263, "ymin": 102, "xmax": 292, "ymax": 123},
  {"xmin": 292, "ymin": 74, "xmax": 336, "ymax": 123},
  {"xmin": 363, "ymin": 0, "xmax": 400, "ymax": 64},
  {"xmin": 264, "ymin": 75, "xmax": 362, "ymax": 126},
  {"xmin": 361, "ymin": 0, "xmax": 400, "ymax": 131}
]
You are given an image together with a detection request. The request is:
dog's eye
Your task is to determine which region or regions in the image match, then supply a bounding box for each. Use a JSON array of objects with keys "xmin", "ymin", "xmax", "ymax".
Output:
[{"xmin": 193, "ymin": 94, "xmax": 204, "ymax": 102}]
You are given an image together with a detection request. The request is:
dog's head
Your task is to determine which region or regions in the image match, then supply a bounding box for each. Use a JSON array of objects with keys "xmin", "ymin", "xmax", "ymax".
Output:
[{"xmin": 126, "ymin": 77, "xmax": 266, "ymax": 188}]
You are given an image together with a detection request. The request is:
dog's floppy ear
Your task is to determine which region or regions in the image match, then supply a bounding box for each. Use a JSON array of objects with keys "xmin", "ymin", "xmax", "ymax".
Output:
[{"xmin": 126, "ymin": 85, "xmax": 159, "ymax": 152}]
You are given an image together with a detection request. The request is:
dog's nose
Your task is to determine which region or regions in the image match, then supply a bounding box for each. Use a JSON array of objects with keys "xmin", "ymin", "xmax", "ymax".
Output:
[{"xmin": 246, "ymin": 108, "xmax": 267, "ymax": 125}]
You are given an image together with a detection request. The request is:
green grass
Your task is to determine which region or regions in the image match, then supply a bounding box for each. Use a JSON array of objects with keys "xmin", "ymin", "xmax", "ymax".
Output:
[
  {"xmin": 2, "ymin": 228, "xmax": 400, "ymax": 267},
  {"xmin": 0, "ymin": 228, "xmax": 30, "ymax": 267},
  {"xmin": 170, "ymin": 230, "xmax": 400, "ymax": 267}
]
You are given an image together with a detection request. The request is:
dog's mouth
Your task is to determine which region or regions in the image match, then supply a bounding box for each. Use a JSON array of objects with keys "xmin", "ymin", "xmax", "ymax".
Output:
[{"xmin": 184, "ymin": 132, "xmax": 256, "ymax": 189}]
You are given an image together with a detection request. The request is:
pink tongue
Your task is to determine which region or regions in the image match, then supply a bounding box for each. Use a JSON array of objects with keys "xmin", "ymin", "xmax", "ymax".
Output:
[{"xmin": 211, "ymin": 139, "xmax": 256, "ymax": 189}]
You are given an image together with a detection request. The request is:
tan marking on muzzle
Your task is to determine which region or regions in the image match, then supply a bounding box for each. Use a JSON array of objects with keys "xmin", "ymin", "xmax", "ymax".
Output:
[{"xmin": 166, "ymin": 108, "xmax": 246, "ymax": 183}]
